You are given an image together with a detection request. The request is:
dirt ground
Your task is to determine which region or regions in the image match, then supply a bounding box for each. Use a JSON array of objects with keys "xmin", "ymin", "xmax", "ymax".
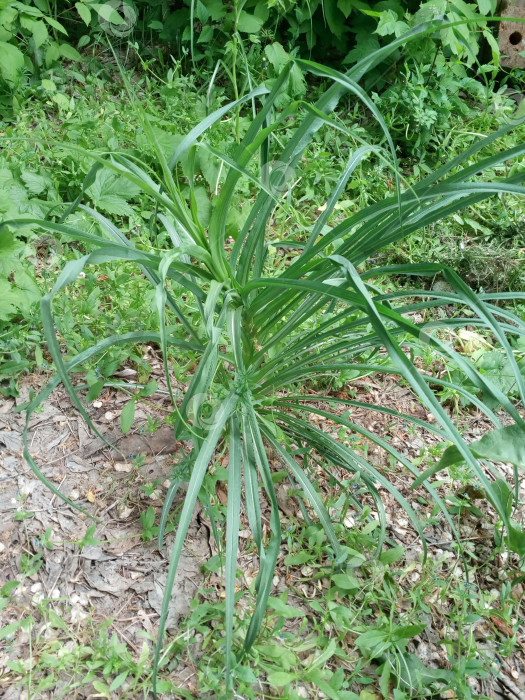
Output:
[{"xmin": 0, "ymin": 372, "xmax": 524, "ymax": 699}]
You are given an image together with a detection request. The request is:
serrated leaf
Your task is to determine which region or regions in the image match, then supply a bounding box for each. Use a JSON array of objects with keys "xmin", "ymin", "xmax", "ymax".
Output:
[
  {"xmin": 21, "ymin": 170, "xmax": 50, "ymax": 194},
  {"xmin": 136, "ymin": 124, "xmax": 183, "ymax": 160},
  {"xmin": 477, "ymin": 351, "xmax": 516, "ymax": 395},
  {"xmin": 264, "ymin": 42, "xmax": 289, "ymax": 73},
  {"xmin": 0, "ymin": 621, "xmax": 21, "ymax": 639},
  {"xmin": 1, "ymin": 581, "xmax": 19, "ymax": 596},
  {"xmin": 95, "ymin": 194, "xmax": 136, "ymax": 217},
  {"xmin": 47, "ymin": 609, "xmax": 69, "ymax": 631},
  {"xmin": 121, "ymin": 399, "xmax": 135, "ymax": 434},
  {"xmin": 87, "ymin": 169, "xmax": 141, "ymax": 216},
  {"xmin": 0, "ymin": 274, "xmax": 41, "ymax": 321}
]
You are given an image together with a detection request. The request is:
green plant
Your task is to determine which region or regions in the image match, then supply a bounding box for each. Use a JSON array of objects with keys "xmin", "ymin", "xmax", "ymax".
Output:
[
  {"xmin": 4, "ymin": 19, "xmax": 525, "ymax": 697},
  {"xmin": 0, "ymin": 0, "xmax": 84, "ymax": 113}
]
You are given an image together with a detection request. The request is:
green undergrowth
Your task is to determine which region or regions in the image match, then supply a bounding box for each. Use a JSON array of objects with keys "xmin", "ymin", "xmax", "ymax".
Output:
[{"xmin": 2, "ymin": 57, "xmax": 525, "ymax": 397}]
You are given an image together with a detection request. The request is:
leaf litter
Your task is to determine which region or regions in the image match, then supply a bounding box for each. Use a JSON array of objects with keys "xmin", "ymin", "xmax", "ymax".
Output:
[{"xmin": 0, "ymin": 370, "xmax": 523, "ymax": 698}]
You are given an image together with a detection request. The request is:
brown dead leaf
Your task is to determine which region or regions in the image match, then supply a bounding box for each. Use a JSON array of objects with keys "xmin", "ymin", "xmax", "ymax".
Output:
[
  {"xmin": 490, "ymin": 615, "xmax": 525, "ymax": 650},
  {"xmin": 216, "ymin": 485, "xmax": 228, "ymax": 506}
]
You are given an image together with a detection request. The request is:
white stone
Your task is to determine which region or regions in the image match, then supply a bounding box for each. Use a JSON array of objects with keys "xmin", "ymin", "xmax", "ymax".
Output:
[{"xmin": 115, "ymin": 462, "xmax": 132, "ymax": 472}]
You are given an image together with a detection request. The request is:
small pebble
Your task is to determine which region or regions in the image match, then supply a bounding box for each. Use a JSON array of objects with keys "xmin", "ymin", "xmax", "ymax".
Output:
[
  {"xmin": 70, "ymin": 607, "xmax": 88, "ymax": 623},
  {"xmin": 118, "ymin": 506, "xmax": 133, "ymax": 519},
  {"xmin": 104, "ymin": 411, "xmax": 115, "ymax": 421},
  {"xmin": 93, "ymin": 400, "xmax": 103, "ymax": 408},
  {"xmin": 115, "ymin": 462, "xmax": 132, "ymax": 473}
]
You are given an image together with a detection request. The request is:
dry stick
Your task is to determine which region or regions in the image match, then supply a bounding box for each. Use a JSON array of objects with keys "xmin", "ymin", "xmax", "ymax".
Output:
[
  {"xmin": 49, "ymin": 475, "xmax": 67, "ymax": 507},
  {"xmin": 111, "ymin": 620, "xmax": 140, "ymax": 653}
]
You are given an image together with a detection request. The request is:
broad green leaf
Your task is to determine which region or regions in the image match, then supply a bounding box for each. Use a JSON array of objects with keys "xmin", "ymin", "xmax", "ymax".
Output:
[
  {"xmin": 139, "ymin": 380, "xmax": 158, "ymax": 398},
  {"xmin": 86, "ymin": 380, "xmax": 105, "ymax": 402},
  {"xmin": 0, "ymin": 42, "xmax": 24, "ymax": 86},
  {"xmin": 331, "ymin": 573, "xmax": 361, "ymax": 590},
  {"xmin": 59, "ymin": 43, "xmax": 82, "ymax": 61},
  {"xmin": 284, "ymin": 551, "xmax": 312, "ymax": 566},
  {"xmin": 489, "ymin": 479, "xmax": 513, "ymax": 518},
  {"xmin": 435, "ymin": 424, "xmax": 525, "ymax": 472},
  {"xmin": 44, "ymin": 16, "xmax": 67, "ymax": 34},
  {"xmin": 31, "ymin": 20, "xmax": 48, "ymax": 49},
  {"xmin": 236, "ymin": 10, "xmax": 263, "ymax": 33},
  {"xmin": 75, "ymin": 2, "xmax": 91, "ymax": 25},
  {"xmin": 391, "ymin": 623, "xmax": 427, "ymax": 641},
  {"xmin": 508, "ymin": 522, "xmax": 525, "ymax": 557},
  {"xmin": 264, "ymin": 42, "xmax": 289, "ymax": 73},
  {"xmin": 379, "ymin": 545, "xmax": 404, "ymax": 565},
  {"xmin": 120, "ymin": 400, "xmax": 135, "ymax": 434},
  {"xmin": 94, "ymin": 3, "xmax": 123, "ymax": 24},
  {"xmin": 355, "ymin": 628, "xmax": 390, "ymax": 656},
  {"xmin": 109, "ymin": 671, "xmax": 129, "ymax": 692},
  {"xmin": 268, "ymin": 597, "xmax": 304, "ymax": 618},
  {"xmin": 338, "ymin": 0, "xmax": 355, "ymax": 19},
  {"xmin": 267, "ymin": 671, "xmax": 298, "ymax": 687}
]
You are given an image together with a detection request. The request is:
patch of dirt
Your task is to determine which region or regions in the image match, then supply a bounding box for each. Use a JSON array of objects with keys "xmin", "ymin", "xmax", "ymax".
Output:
[
  {"xmin": 0, "ymin": 375, "xmax": 211, "ymax": 698},
  {"xmin": 1, "ymin": 372, "xmax": 524, "ymax": 699}
]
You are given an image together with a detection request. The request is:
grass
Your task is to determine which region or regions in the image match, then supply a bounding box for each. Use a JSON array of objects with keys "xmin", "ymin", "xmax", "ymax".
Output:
[{"xmin": 1, "ymin": 23, "xmax": 525, "ymax": 699}]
